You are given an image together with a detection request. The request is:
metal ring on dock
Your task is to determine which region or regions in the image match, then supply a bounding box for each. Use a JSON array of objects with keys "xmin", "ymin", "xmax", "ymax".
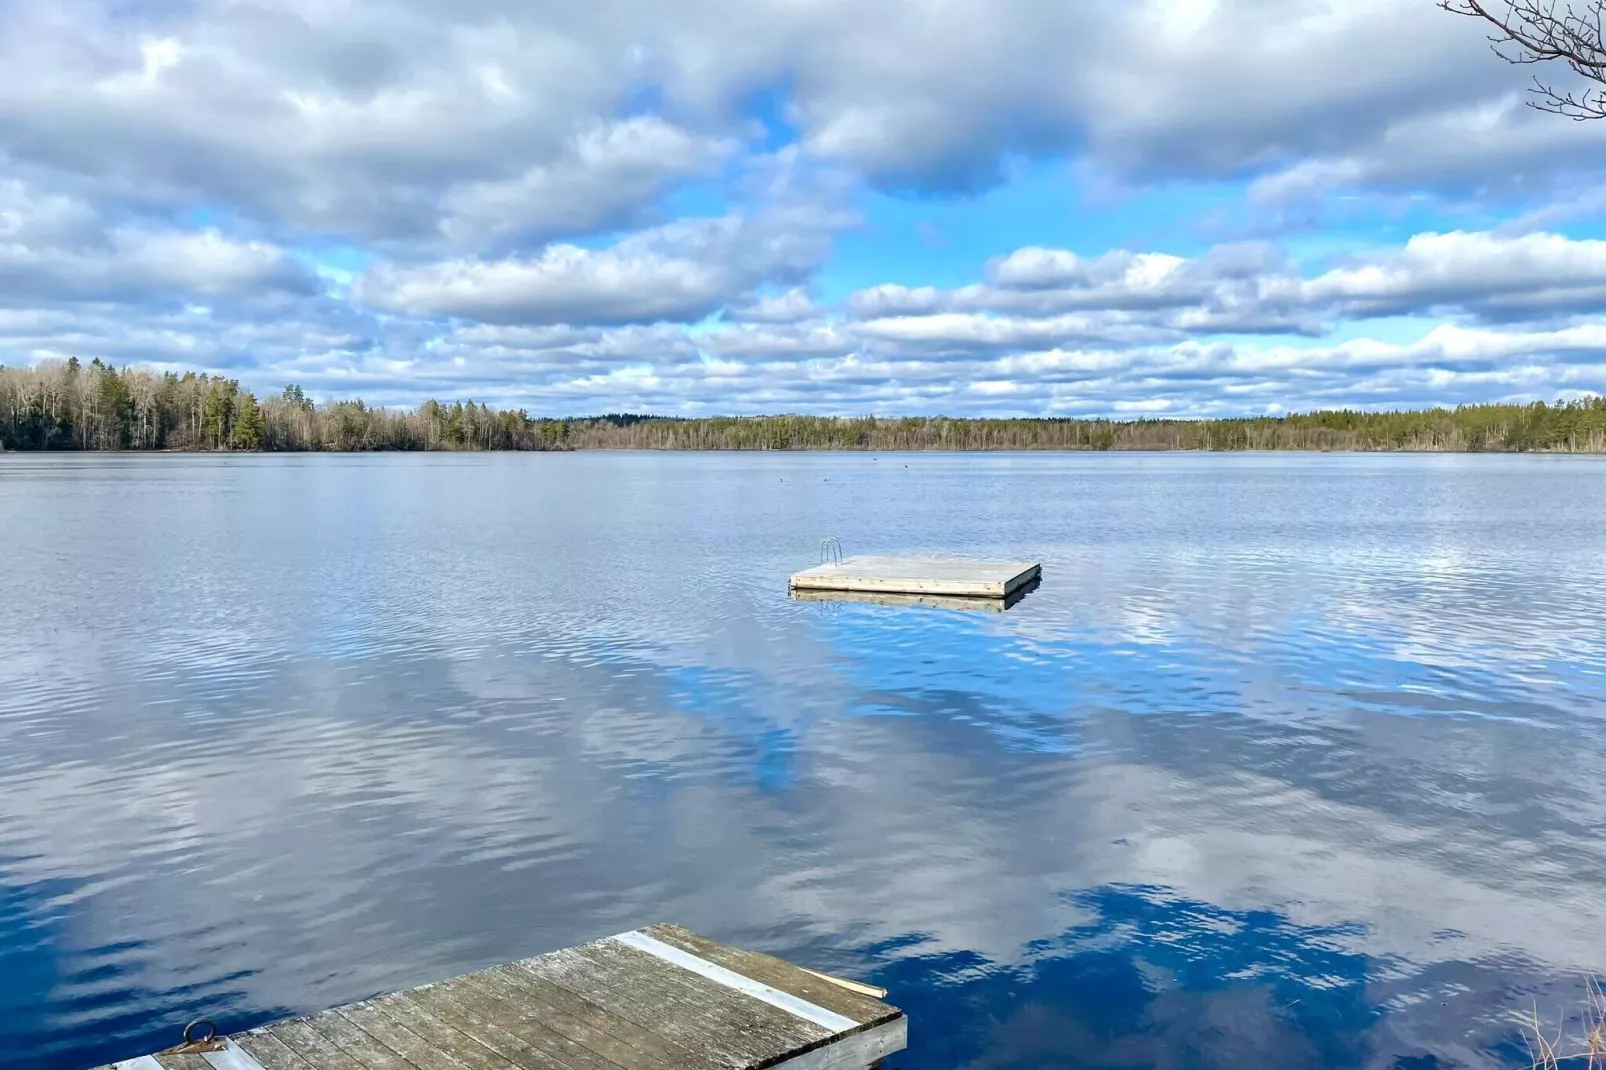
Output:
[{"xmin": 183, "ymin": 1019, "xmax": 218, "ymax": 1045}]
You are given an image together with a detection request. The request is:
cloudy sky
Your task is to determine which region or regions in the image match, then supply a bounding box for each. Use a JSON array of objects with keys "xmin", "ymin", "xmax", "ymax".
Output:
[{"xmin": 5, "ymin": 0, "xmax": 1606, "ymax": 416}]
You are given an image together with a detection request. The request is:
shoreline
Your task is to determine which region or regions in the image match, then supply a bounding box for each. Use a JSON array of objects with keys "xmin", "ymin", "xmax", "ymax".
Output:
[
  {"xmin": 7, "ymin": 365, "xmax": 1606, "ymax": 453},
  {"xmin": 6, "ymin": 443, "xmax": 1606, "ymax": 455}
]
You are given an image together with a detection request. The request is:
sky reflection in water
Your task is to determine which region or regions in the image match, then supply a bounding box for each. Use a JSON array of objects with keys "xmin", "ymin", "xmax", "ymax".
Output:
[{"xmin": 1, "ymin": 452, "xmax": 1603, "ymax": 1070}]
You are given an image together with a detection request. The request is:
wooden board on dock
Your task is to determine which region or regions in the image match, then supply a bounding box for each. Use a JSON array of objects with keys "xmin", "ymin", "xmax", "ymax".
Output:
[
  {"xmin": 94, "ymin": 925, "xmax": 904, "ymax": 1070},
  {"xmin": 791, "ymin": 585, "xmax": 1035, "ymax": 611},
  {"xmin": 790, "ymin": 555, "xmax": 1040, "ymax": 599}
]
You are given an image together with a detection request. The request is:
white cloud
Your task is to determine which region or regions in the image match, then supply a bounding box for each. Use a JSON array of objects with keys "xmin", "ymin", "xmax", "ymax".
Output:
[
  {"xmin": 338, "ymin": 317, "xmax": 1606, "ymax": 416},
  {"xmin": 139, "ymin": 37, "xmax": 184, "ymax": 83},
  {"xmin": 844, "ymin": 284, "xmax": 946, "ymax": 319},
  {"xmin": 440, "ymin": 117, "xmax": 737, "ymax": 248},
  {"xmin": 723, "ymin": 288, "xmax": 818, "ymax": 324},
  {"xmin": 0, "ymin": 0, "xmax": 1580, "ymax": 247},
  {"xmin": 0, "ymin": 178, "xmax": 317, "ymax": 306},
  {"xmin": 359, "ymin": 244, "xmax": 734, "ymax": 326},
  {"xmin": 840, "ymin": 230, "xmax": 1606, "ymax": 330},
  {"xmin": 854, "ymin": 311, "xmax": 1166, "ymax": 356},
  {"xmin": 359, "ymin": 186, "xmax": 847, "ymax": 325},
  {"xmin": 990, "ymin": 247, "xmax": 1188, "ymax": 291},
  {"xmin": 0, "ymin": 0, "xmax": 1603, "ymax": 417},
  {"xmin": 9, "ymin": 225, "xmax": 1606, "ymax": 415},
  {"xmin": 111, "ymin": 229, "xmax": 317, "ymax": 297},
  {"xmin": 1305, "ymin": 230, "xmax": 1606, "ymax": 319},
  {"xmin": 0, "ymin": 228, "xmax": 316, "ymax": 307}
]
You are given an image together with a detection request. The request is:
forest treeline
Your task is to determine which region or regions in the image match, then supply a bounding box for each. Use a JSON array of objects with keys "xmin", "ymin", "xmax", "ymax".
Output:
[{"xmin": 6, "ymin": 359, "xmax": 1606, "ymax": 453}]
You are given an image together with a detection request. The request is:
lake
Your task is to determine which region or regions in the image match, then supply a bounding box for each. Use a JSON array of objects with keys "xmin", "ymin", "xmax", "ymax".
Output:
[{"xmin": 3, "ymin": 451, "xmax": 1605, "ymax": 1070}]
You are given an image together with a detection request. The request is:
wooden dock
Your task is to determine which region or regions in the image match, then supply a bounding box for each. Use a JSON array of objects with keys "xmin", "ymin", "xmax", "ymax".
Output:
[
  {"xmin": 94, "ymin": 925, "xmax": 905, "ymax": 1070},
  {"xmin": 790, "ymin": 555, "xmax": 1040, "ymax": 599},
  {"xmin": 791, "ymin": 580, "xmax": 1038, "ymax": 612}
]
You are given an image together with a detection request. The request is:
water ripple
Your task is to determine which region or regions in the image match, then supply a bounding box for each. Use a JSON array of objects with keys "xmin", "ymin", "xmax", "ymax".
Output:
[{"xmin": 3, "ymin": 452, "xmax": 1606, "ymax": 1069}]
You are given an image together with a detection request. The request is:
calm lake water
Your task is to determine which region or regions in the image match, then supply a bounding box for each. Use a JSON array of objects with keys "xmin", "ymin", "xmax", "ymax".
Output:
[{"xmin": 4, "ymin": 451, "xmax": 1606, "ymax": 1070}]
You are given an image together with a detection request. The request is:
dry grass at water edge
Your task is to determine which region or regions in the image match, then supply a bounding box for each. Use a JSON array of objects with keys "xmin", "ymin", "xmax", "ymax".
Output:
[{"xmin": 1523, "ymin": 978, "xmax": 1606, "ymax": 1068}]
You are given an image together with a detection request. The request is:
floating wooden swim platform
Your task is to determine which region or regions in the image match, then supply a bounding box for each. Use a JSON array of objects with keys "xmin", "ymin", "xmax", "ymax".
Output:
[
  {"xmin": 791, "ymin": 581, "xmax": 1038, "ymax": 612},
  {"xmin": 790, "ymin": 555, "xmax": 1041, "ymax": 599},
  {"xmin": 93, "ymin": 924, "xmax": 905, "ymax": 1070}
]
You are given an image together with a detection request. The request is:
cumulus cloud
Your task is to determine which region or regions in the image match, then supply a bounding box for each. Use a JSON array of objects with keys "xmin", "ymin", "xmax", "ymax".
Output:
[
  {"xmin": 358, "ymin": 194, "xmax": 846, "ymax": 325},
  {"xmin": 7, "ymin": 222, "xmax": 1606, "ymax": 416},
  {"xmin": 439, "ymin": 117, "xmax": 737, "ymax": 249},
  {"xmin": 853, "ymin": 311, "xmax": 1173, "ymax": 357},
  {"xmin": 0, "ymin": 180, "xmax": 317, "ymax": 306},
  {"xmin": 409, "ymin": 321, "xmax": 1606, "ymax": 418},
  {"xmin": 1247, "ymin": 97, "xmax": 1606, "ymax": 207},
  {"xmin": 1305, "ymin": 230, "xmax": 1606, "ymax": 320},
  {"xmin": 835, "ymin": 231, "xmax": 1606, "ymax": 333},
  {"xmin": 0, "ymin": 228, "xmax": 317, "ymax": 305},
  {"xmin": 0, "ymin": 0, "xmax": 1603, "ymax": 417},
  {"xmin": 723, "ymin": 288, "xmax": 819, "ymax": 324},
  {"xmin": 843, "ymin": 245, "xmax": 1313, "ymax": 336},
  {"xmin": 0, "ymin": 0, "xmax": 1580, "ymax": 243},
  {"xmin": 359, "ymin": 244, "xmax": 736, "ymax": 326}
]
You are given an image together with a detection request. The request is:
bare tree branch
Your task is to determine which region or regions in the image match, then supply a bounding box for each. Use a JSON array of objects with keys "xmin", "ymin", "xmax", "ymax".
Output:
[{"xmin": 1440, "ymin": 0, "xmax": 1606, "ymax": 119}]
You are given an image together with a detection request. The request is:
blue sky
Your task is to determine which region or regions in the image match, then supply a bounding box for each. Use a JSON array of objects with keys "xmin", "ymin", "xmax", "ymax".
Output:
[{"xmin": 3, "ymin": 0, "xmax": 1606, "ymax": 416}]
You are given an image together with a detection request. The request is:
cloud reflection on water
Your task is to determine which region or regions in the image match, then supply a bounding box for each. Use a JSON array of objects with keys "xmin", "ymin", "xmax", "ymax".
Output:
[{"xmin": 2, "ymin": 452, "xmax": 1604, "ymax": 1070}]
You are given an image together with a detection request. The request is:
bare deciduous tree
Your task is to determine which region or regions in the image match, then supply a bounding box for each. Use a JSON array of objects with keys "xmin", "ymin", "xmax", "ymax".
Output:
[{"xmin": 1441, "ymin": 0, "xmax": 1606, "ymax": 118}]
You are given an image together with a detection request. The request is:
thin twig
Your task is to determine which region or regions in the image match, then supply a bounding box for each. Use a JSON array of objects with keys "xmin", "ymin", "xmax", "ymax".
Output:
[{"xmin": 1440, "ymin": 0, "xmax": 1606, "ymax": 119}]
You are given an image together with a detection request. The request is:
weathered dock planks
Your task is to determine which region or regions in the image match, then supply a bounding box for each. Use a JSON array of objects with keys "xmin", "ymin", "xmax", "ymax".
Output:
[
  {"xmin": 93, "ymin": 925, "xmax": 905, "ymax": 1070},
  {"xmin": 790, "ymin": 555, "xmax": 1041, "ymax": 599},
  {"xmin": 791, "ymin": 580, "xmax": 1038, "ymax": 611}
]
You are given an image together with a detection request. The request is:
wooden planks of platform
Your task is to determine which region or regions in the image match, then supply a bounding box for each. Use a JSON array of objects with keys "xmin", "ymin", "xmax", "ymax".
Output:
[
  {"xmin": 791, "ymin": 578, "xmax": 1039, "ymax": 612},
  {"xmin": 93, "ymin": 924, "xmax": 905, "ymax": 1070},
  {"xmin": 790, "ymin": 555, "xmax": 1041, "ymax": 599}
]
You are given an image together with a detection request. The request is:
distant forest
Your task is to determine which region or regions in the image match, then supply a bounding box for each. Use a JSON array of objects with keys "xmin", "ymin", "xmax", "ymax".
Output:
[{"xmin": 5, "ymin": 359, "xmax": 1606, "ymax": 453}]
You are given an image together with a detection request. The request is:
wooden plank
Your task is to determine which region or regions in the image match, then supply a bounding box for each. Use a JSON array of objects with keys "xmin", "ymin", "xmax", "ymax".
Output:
[
  {"xmin": 154, "ymin": 1056, "xmax": 217, "ymax": 1070},
  {"xmin": 642, "ymin": 925, "xmax": 896, "ymax": 1028},
  {"xmin": 299, "ymin": 1009, "xmax": 421, "ymax": 1070},
  {"xmin": 790, "ymin": 588, "xmax": 1012, "ymax": 611},
  {"xmin": 334, "ymin": 1004, "xmax": 481, "ymax": 1070},
  {"xmin": 520, "ymin": 946, "xmax": 746, "ymax": 1066},
  {"xmin": 520, "ymin": 946, "xmax": 767, "ymax": 1070},
  {"xmin": 571, "ymin": 939, "xmax": 829, "ymax": 1060},
  {"xmin": 768, "ymin": 1019, "xmax": 906, "ymax": 1070},
  {"xmin": 396, "ymin": 983, "xmax": 569, "ymax": 1070},
  {"xmin": 789, "ymin": 555, "xmax": 1040, "ymax": 598},
  {"xmin": 236, "ymin": 1032, "xmax": 318, "ymax": 1070},
  {"xmin": 204, "ymin": 1040, "xmax": 273, "ymax": 1070},
  {"xmin": 106, "ymin": 1059, "xmax": 166, "ymax": 1070},
  {"xmin": 450, "ymin": 970, "xmax": 632, "ymax": 1070},
  {"xmin": 481, "ymin": 964, "xmax": 699, "ymax": 1069},
  {"xmin": 610, "ymin": 932, "xmax": 855, "ymax": 1032},
  {"xmin": 267, "ymin": 1020, "xmax": 370, "ymax": 1070},
  {"xmin": 363, "ymin": 994, "xmax": 520, "ymax": 1070}
]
